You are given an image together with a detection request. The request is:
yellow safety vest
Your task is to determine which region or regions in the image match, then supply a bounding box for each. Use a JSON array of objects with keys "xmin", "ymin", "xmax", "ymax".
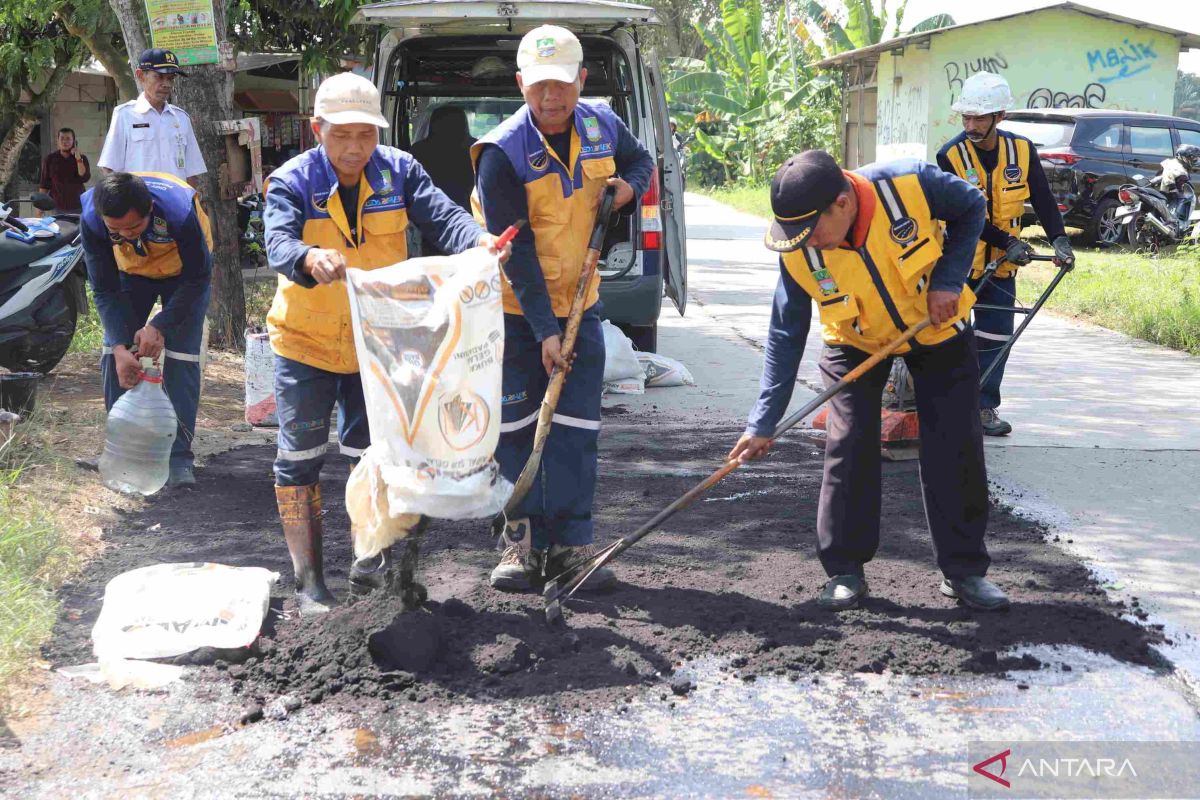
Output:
[
  {"xmin": 781, "ymin": 174, "xmax": 974, "ymax": 354},
  {"xmin": 941, "ymin": 133, "xmax": 1033, "ymax": 279},
  {"xmin": 266, "ymin": 147, "xmax": 411, "ymax": 374},
  {"xmin": 470, "ymin": 101, "xmax": 619, "ymax": 317},
  {"xmin": 111, "ymin": 172, "xmax": 213, "ymax": 279}
]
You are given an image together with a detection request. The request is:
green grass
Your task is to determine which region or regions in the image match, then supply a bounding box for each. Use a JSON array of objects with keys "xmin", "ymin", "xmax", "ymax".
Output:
[
  {"xmin": 1019, "ymin": 245, "xmax": 1200, "ymax": 355},
  {"xmin": 0, "ymin": 418, "xmax": 77, "ymax": 693},
  {"xmin": 700, "ymin": 183, "xmax": 1200, "ymax": 356},
  {"xmin": 695, "ymin": 182, "xmax": 773, "ymax": 220},
  {"xmin": 68, "ymin": 284, "xmax": 103, "ymax": 355}
]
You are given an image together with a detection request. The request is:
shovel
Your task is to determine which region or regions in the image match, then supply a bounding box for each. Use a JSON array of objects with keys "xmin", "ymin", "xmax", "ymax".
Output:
[
  {"xmin": 491, "ymin": 185, "xmax": 619, "ymax": 537},
  {"xmin": 543, "ymin": 318, "xmax": 933, "ymax": 625}
]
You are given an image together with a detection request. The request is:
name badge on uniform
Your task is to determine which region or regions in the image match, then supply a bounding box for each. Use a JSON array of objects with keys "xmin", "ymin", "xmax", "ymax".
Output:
[
  {"xmin": 132, "ymin": 123, "xmax": 150, "ymax": 129},
  {"xmin": 812, "ymin": 267, "xmax": 839, "ymax": 296}
]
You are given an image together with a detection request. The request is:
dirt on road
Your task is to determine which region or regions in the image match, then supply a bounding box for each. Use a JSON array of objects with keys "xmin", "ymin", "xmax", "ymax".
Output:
[{"xmin": 40, "ymin": 417, "xmax": 1163, "ymax": 722}]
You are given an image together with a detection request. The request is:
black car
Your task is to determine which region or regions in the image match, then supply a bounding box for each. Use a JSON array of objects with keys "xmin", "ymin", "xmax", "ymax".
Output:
[{"xmin": 1001, "ymin": 109, "xmax": 1200, "ymax": 245}]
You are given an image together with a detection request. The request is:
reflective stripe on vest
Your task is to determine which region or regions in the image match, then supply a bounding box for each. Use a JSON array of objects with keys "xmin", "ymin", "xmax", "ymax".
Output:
[
  {"xmin": 266, "ymin": 147, "xmax": 411, "ymax": 374},
  {"xmin": 780, "ymin": 173, "xmax": 974, "ymax": 354},
  {"xmin": 111, "ymin": 171, "xmax": 212, "ymax": 279},
  {"xmin": 470, "ymin": 100, "xmax": 618, "ymax": 318},
  {"xmin": 944, "ymin": 133, "xmax": 1033, "ymax": 279}
]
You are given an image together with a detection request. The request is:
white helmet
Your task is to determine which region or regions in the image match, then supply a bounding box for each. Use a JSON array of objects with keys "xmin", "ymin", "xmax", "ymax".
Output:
[{"xmin": 951, "ymin": 72, "xmax": 1014, "ymax": 115}]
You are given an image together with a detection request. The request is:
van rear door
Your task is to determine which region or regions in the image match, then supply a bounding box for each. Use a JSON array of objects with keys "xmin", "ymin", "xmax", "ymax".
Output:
[
  {"xmin": 642, "ymin": 51, "xmax": 686, "ymax": 314},
  {"xmin": 354, "ymin": 0, "xmax": 660, "ymax": 32}
]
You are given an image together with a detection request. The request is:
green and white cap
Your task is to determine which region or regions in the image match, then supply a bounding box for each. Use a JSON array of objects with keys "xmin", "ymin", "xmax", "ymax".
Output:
[{"xmin": 517, "ymin": 25, "xmax": 584, "ymax": 85}]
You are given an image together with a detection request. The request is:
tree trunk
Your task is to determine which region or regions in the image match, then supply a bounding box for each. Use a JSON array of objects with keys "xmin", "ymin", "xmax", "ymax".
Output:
[
  {"xmin": 60, "ymin": 12, "xmax": 138, "ymax": 102},
  {"xmin": 171, "ymin": 64, "xmax": 246, "ymax": 350},
  {"xmin": 0, "ymin": 55, "xmax": 81, "ymax": 190},
  {"xmin": 108, "ymin": 0, "xmax": 149, "ymax": 77},
  {"xmin": 107, "ymin": 0, "xmax": 245, "ymax": 349}
]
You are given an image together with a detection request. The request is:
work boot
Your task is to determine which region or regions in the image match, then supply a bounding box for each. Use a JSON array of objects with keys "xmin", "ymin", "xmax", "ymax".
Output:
[
  {"xmin": 167, "ymin": 465, "xmax": 196, "ymax": 487},
  {"xmin": 275, "ymin": 484, "xmax": 337, "ymax": 616},
  {"xmin": 979, "ymin": 408, "xmax": 1012, "ymax": 437},
  {"xmin": 349, "ymin": 517, "xmax": 428, "ymax": 607},
  {"xmin": 817, "ymin": 574, "xmax": 868, "ymax": 611},
  {"xmin": 546, "ymin": 543, "xmax": 617, "ymax": 592},
  {"xmin": 489, "ymin": 517, "xmax": 544, "ymax": 592},
  {"xmin": 940, "ymin": 576, "xmax": 1010, "ymax": 611}
]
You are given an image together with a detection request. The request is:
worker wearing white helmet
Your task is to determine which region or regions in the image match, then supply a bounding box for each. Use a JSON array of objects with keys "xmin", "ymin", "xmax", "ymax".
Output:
[{"xmin": 937, "ymin": 71, "xmax": 1074, "ymax": 437}]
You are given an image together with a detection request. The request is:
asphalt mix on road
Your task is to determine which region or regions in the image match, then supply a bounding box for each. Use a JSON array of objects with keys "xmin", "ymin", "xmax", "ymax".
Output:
[{"xmin": 40, "ymin": 418, "xmax": 1164, "ymax": 717}]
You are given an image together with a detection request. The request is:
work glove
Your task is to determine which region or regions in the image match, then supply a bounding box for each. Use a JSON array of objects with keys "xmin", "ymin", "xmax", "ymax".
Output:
[
  {"xmin": 1004, "ymin": 237, "xmax": 1035, "ymax": 267},
  {"xmin": 1052, "ymin": 235, "xmax": 1075, "ymax": 271}
]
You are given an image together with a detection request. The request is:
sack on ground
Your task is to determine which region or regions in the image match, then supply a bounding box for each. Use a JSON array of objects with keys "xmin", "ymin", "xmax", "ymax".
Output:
[
  {"xmin": 637, "ymin": 352, "xmax": 695, "ymax": 388},
  {"xmin": 601, "ymin": 320, "xmax": 642, "ymax": 382},
  {"xmin": 345, "ymin": 247, "xmax": 513, "ymax": 533},
  {"xmin": 91, "ymin": 563, "xmax": 277, "ymax": 660}
]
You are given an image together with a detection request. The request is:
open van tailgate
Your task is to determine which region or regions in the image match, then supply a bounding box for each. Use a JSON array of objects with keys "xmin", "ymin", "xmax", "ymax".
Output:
[{"xmin": 354, "ymin": 0, "xmax": 660, "ymax": 30}]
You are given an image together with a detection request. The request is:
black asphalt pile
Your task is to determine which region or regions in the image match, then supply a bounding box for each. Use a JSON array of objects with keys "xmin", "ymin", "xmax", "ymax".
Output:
[{"xmin": 46, "ymin": 424, "xmax": 1165, "ymax": 717}]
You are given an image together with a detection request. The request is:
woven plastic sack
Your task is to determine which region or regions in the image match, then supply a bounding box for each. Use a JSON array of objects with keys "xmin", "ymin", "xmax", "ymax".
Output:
[
  {"xmin": 91, "ymin": 563, "xmax": 277, "ymax": 660},
  {"xmin": 345, "ymin": 247, "xmax": 512, "ymax": 532}
]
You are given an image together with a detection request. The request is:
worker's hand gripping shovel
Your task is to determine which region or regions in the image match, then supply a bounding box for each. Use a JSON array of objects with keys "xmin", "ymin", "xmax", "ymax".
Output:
[
  {"xmin": 490, "ymin": 185, "xmax": 619, "ymax": 537},
  {"xmin": 543, "ymin": 319, "xmax": 934, "ymax": 625}
]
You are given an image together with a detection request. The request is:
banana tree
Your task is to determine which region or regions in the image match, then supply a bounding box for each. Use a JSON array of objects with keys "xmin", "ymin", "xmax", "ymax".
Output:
[
  {"xmin": 799, "ymin": 0, "xmax": 954, "ymax": 55},
  {"xmin": 666, "ymin": 0, "xmax": 830, "ymax": 183}
]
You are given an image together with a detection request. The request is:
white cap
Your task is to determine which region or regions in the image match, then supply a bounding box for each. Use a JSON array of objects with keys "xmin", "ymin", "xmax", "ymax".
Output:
[
  {"xmin": 951, "ymin": 72, "xmax": 1014, "ymax": 115},
  {"xmin": 517, "ymin": 25, "xmax": 584, "ymax": 85},
  {"xmin": 313, "ymin": 72, "xmax": 389, "ymax": 128}
]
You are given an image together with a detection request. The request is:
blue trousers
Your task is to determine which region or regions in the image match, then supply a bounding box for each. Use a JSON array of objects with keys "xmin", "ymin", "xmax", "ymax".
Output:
[
  {"xmin": 972, "ymin": 274, "xmax": 1016, "ymax": 410},
  {"xmin": 100, "ymin": 273, "xmax": 209, "ymax": 469},
  {"xmin": 272, "ymin": 355, "xmax": 370, "ymax": 487},
  {"xmin": 497, "ymin": 308, "xmax": 604, "ymax": 549}
]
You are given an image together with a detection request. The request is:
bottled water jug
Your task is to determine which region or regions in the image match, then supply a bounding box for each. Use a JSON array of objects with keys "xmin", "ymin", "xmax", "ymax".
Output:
[{"xmin": 99, "ymin": 367, "xmax": 177, "ymax": 495}]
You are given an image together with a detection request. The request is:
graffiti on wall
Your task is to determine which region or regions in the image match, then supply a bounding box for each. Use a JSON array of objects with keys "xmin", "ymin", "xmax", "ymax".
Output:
[
  {"xmin": 878, "ymin": 86, "xmax": 927, "ymax": 146},
  {"xmin": 944, "ymin": 54, "xmax": 1010, "ymax": 104},
  {"xmin": 1086, "ymin": 39, "xmax": 1158, "ymax": 84},
  {"xmin": 1027, "ymin": 82, "xmax": 1107, "ymax": 109}
]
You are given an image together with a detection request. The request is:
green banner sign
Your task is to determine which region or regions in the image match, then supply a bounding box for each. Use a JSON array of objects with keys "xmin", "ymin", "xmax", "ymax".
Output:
[{"xmin": 145, "ymin": 0, "xmax": 218, "ymax": 66}]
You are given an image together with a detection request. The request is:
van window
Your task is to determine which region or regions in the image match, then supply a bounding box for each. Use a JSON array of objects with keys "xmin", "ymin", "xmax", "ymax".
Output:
[
  {"xmin": 1179, "ymin": 128, "xmax": 1200, "ymax": 150},
  {"xmin": 1129, "ymin": 126, "xmax": 1174, "ymax": 156}
]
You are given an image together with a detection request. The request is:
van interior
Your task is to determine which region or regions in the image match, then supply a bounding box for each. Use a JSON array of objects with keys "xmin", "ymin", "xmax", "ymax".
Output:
[{"xmin": 382, "ymin": 35, "xmax": 643, "ymax": 276}]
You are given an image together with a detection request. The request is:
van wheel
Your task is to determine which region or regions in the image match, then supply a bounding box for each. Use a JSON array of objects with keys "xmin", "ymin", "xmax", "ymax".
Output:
[{"xmin": 623, "ymin": 323, "xmax": 657, "ymax": 354}]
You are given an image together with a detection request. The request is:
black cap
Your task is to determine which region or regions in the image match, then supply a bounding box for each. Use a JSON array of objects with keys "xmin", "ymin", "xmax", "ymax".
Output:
[
  {"xmin": 765, "ymin": 150, "xmax": 845, "ymax": 252},
  {"xmin": 138, "ymin": 48, "xmax": 185, "ymax": 75}
]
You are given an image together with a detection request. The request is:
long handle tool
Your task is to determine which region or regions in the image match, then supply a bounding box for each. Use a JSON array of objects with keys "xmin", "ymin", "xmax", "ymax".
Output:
[
  {"xmin": 543, "ymin": 318, "xmax": 933, "ymax": 624},
  {"xmin": 968, "ymin": 253, "xmax": 1068, "ymax": 386},
  {"xmin": 491, "ymin": 186, "xmax": 618, "ymax": 537}
]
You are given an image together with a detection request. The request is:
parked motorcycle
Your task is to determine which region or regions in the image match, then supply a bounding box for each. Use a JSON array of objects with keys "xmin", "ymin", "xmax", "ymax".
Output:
[
  {"xmin": 1114, "ymin": 174, "xmax": 1199, "ymax": 254},
  {"xmin": 238, "ymin": 193, "xmax": 266, "ymax": 269},
  {"xmin": 0, "ymin": 192, "xmax": 87, "ymax": 374}
]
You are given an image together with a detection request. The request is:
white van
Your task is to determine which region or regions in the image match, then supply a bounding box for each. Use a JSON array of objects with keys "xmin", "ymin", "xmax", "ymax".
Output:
[{"xmin": 354, "ymin": 0, "xmax": 686, "ymax": 352}]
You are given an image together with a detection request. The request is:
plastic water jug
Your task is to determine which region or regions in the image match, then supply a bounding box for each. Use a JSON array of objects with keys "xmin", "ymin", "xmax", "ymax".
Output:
[{"xmin": 99, "ymin": 367, "xmax": 177, "ymax": 495}]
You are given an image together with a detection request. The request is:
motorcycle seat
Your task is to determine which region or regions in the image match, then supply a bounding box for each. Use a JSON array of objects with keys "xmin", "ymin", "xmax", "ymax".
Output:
[{"xmin": 0, "ymin": 219, "xmax": 79, "ymax": 272}]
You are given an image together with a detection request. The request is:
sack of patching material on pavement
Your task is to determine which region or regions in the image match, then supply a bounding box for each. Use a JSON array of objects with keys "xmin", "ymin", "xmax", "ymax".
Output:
[
  {"xmin": 91, "ymin": 563, "xmax": 277, "ymax": 660},
  {"xmin": 637, "ymin": 352, "xmax": 695, "ymax": 388},
  {"xmin": 601, "ymin": 319, "xmax": 642, "ymax": 382},
  {"xmin": 345, "ymin": 247, "xmax": 512, "ymax": 556}
]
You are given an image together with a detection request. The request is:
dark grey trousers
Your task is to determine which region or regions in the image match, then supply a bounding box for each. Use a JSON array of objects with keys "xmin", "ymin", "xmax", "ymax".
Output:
[{"xmin": 816, "ymin": 328, "xmax": 991, "ymax": 580}]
